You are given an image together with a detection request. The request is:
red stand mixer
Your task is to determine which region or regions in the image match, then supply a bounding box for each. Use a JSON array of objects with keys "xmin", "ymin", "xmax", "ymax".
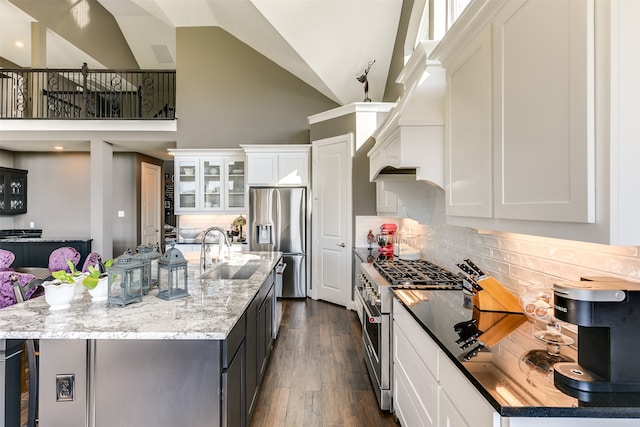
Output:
[{"xmin": 376, "ymin": 224, "xmax": 397, "ymax": 257}]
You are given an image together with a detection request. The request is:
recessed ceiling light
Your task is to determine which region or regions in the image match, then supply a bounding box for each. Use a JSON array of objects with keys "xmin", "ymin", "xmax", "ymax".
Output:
[
  {"xmin": 53, "ymin": 146, "xmax": 64, "ymax": 150},
  {"xmin": 15, "ymin": 41, "xmax": 24, "ymax": 48}
]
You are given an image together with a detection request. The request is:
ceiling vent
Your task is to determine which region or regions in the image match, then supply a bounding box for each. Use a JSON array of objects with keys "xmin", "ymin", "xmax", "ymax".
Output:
[{"xmin": 151, "ymin": 44, "xmax": 174, "ymax": 64}]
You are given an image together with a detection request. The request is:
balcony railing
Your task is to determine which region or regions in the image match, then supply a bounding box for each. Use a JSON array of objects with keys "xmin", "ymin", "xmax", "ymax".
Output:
[{"xmin": 0, "ymin": 63, "xmax": 175, "ymax": 120}]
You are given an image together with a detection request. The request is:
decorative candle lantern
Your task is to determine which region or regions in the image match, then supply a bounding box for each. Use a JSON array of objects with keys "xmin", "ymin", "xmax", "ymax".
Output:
[
  {"xmin": 156, "ymin": 243, "xmax": 189, "ymax": 300},
  {"xmin": 107, "ymin": 252, "xmax": 144, "ymax": 307},
  {"xmin": 133, "ymin": 244, "xmax": 161, "ymax": 294}
]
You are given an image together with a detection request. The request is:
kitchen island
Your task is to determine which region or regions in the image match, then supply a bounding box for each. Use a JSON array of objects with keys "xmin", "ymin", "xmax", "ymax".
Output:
[{"xmin": 0, "ymin": 251, "xmax": 282, "ymax": 427}]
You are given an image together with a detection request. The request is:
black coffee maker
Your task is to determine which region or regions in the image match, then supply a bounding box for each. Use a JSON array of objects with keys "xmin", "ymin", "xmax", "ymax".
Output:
[{"xmin": 553, "ymin": 279, "xmax": 640, "ymax": 393}]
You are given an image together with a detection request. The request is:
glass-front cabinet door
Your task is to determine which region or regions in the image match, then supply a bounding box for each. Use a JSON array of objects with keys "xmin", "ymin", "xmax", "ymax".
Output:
[
  {"xmin": 172, "ymin": 150, "xmax": 246, "ymax": 214},
  {"xmin": 226, "ymin": 157, "xmax": 245, "ymax": 210},
  {"xmin": 202, "ymin": 158, "xmax": 223, "ymax": 210},
  {"xmin": 0, "ymin": 167, "xmax": 28, "ymax": 215},
  {"xmin": 175, "ymin": 158, "xmax": 198, "ymax": 211}
]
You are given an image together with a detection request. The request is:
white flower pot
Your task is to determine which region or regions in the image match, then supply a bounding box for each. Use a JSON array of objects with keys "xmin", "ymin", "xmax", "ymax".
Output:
[
  {"xmin": 88, "ymin": 276, "xmax": 109, "ymax": 302},
  {"xmin": 73, "ymin": 273, "xmax": 87, "ymax": 299},
  {"xmin": 43, "ymin": 280, "xmax": 76, "ymax": 310}
]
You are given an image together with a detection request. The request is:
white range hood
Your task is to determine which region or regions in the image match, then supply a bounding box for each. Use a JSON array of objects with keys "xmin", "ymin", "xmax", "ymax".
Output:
[{"xmin": 368, "ymin": 40, "xmax": 445, "ymax": 188}]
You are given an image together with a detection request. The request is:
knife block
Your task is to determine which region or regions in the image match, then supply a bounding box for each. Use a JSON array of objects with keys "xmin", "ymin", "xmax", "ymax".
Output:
[
  {"xmin": 472, "ymin": 276, "xmax": 523, "ymax": 314},
  {"xmin": 477, "ymin": 313, "xmax": 527, "ymax": 346},
  {"xmin": 471, "ymin": 306, "xmax": 527, "ymax": 346},
  {"xmin": 472, "ymin": 291, "xmax": 512, "ymax": 313},
  {"xmin": 472, "ymin": 306, "xmax": 507, "ymax": 331}
]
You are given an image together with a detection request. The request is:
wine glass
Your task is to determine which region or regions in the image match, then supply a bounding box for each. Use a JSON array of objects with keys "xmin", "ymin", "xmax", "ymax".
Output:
[
  {"xmin": 519, "ymin": 285, "xmax": 575, "ymax": 390},
  {"xmin": 520, "ymin": 286, "xmax": 574, "ymax": 355}
]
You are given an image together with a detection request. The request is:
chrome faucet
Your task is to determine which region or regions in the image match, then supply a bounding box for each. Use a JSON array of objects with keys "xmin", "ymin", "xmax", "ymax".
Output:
[{"xmin": 200, "ymin": 226, "xmax": 232, "ymax": 271}]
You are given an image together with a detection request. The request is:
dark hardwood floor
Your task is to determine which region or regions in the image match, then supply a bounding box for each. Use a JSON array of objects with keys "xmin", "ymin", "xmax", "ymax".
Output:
[{"xmin": 250, "ymin": 299, "xmax": 399, "ymax": 427}]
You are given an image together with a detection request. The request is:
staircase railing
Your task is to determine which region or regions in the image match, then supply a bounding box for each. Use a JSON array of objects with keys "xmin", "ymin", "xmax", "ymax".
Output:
[{"xmin": 0, "ymin": 63, "xmax": 175, "ymax": 120}]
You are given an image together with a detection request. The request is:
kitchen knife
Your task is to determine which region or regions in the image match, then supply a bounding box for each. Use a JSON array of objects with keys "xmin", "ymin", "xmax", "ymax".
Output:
[
  {"xmin": 457, "ymin": 262, "xmax": 477, "ymax": 277},
  {"xmin": 464, "ymin": 259, "xmax": 486, "ymax": 277},
  {"xmin": 463, "ymin": 343, "xmax": 485, "ymax": 361},
  {"xmin": 459, "ymin": 336, "xmax": 479, "ymax": 350},
  {"xmin": 457, "ymin": 271, "xmax": 482, "ymax": 292},
  {"xmin": 457, "ymin": 273, "xmax": 476, "ymax": 293},
  {"xmin": 455, "ymin": 325, "xmax": 479, "ymax": 342},
  {"xmin": 454, "ymin": 318, "xmax": 477, "ymax": 332}
]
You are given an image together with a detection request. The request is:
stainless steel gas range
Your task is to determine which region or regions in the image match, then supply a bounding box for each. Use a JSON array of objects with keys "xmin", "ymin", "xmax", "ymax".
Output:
[{"xmin": 355, "ymin": 258, "xmax": 462, "ymax": 411}]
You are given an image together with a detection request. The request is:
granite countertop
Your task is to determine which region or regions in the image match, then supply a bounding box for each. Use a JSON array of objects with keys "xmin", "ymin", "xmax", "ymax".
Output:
[
  {"xmin": 0, "ymin": 251, "xmax": 282, "ymax": 341},
  {"xmin": 173, "ymin": 241, "xmax": 247, "ymax": 247},
  {"xmin": 0, "ymin": 238, "xmax": 92, "ymax": 242},
  {"xmin": 392, "ymin": 288, "xmax": 640, "ymax": 418}
]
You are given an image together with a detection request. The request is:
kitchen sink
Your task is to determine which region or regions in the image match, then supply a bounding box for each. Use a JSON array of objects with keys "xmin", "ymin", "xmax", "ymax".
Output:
[{"xmin": 202, "ymin": 262, "xmax": 260, "ymax": 280}]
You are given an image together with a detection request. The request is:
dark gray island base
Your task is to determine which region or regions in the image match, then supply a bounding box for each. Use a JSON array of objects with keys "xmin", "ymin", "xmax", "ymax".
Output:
[
  {"xmin": 0, "ymin": 251, "xmax": 281, "ymax": 427},
  {"xmin": 39, "ymin": 328, "xmax": 249, "ymax": 426}
]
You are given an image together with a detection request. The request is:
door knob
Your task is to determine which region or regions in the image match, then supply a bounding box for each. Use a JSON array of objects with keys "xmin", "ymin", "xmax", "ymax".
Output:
[{"xmin": 337, "ymin": 243, "xmax": 346, "ymax": 248}]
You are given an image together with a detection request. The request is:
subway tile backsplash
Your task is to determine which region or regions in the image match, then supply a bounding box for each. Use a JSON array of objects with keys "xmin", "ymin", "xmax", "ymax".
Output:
[
  {"xmin": 419, "ymin": 223, "xmax": 640, "ymax": 293},
  {"xmin": 353, "ymin": 216, "xmax": 400, "ymax": 247},
  {"xmin": 355, "ymin": 215, "xmax": 640, "ymax": 292}
]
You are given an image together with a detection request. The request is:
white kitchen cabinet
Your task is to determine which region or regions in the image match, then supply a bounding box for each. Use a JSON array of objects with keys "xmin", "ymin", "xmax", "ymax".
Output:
[
  {"xmin": 437, "ymin": 0, "xmax": 593, "ymax": 221},
  {"xmin": 277, "ymin": 152, "xmax": 309, "ymax": 185},
  {"xmin": 242, "ymin": 145, "xmax": 310, "ymax": 186},
  {"xmin": 443, "ymin": 24, "xmax": 493, "ymax": 218},
  {"xmin": 438, "ymin": 343, "xmax": 496, "ymax": 427},
  {"xmin": 226, "ymin": 158, "xmax": 246, "ymax": 210},
  {"xmin": 174, "ymin": 157, "xmax": 200, "ymax": 212},
  {"xmin": 431, "ymin": 0, "xmax": 640, "ymax": 245},
  {"xmin": 492, "ymin": 0, "xmax": 594, "ymax": 223},
  {"xmin": 171, "ymin": 149, "xmax": 245, "ymax": 214},
  {"xmin": 439, "ymin": 391, "xmax": 469, "ymax": 427},
  {"xmin": 245, "ymin": 152, "xmax": 277, "ymax": 185},
  {"xmin": 393, "ymin": 299, "xmax": 497, "ymax": 427},
  {"xmin": 393, "ymin": 299, "xmax": 439, "ymax": 427},
  {"xmin": 394, "ymin": 300, "xmax": 640, "ymax": 427}
]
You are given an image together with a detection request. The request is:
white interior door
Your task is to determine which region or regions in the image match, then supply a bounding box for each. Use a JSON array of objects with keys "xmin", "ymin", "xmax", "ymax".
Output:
[
  {"xmin": 311, "ymin": 134, "xmax": 352, "ymax": 307},
  {"xmin": 141, "ymin": 162, "xmax": 161, "ymax": 246}
]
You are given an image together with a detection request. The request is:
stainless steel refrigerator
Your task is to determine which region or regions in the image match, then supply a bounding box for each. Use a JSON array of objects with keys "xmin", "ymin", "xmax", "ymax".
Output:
[{"xmin": 249, "ymin": 187, "xmax": 307, "ymax": 298}]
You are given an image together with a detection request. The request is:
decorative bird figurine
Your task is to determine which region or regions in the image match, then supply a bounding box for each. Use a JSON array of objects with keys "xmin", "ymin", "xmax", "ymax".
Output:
[{"xmin": 356, "ymin": 60, "xmax": 376, "ymax": 102}]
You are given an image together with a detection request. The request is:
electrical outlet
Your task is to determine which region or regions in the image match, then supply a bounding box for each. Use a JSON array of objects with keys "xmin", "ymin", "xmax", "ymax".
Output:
[{"xmin": 56, "ymin": 374, "xmax": 74, "ymax": 402}]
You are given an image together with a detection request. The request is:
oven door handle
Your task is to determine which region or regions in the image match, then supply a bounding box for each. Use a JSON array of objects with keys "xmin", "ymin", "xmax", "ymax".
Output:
[{"xmin": 360, "ymin": 297, "xmax": 381, "ymax": 324}]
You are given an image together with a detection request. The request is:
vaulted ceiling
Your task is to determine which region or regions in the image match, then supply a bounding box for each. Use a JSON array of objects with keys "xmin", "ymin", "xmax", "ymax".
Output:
[{"xmin": 0, "ymin": 0, "xmax": 423, "ymax": 105}]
